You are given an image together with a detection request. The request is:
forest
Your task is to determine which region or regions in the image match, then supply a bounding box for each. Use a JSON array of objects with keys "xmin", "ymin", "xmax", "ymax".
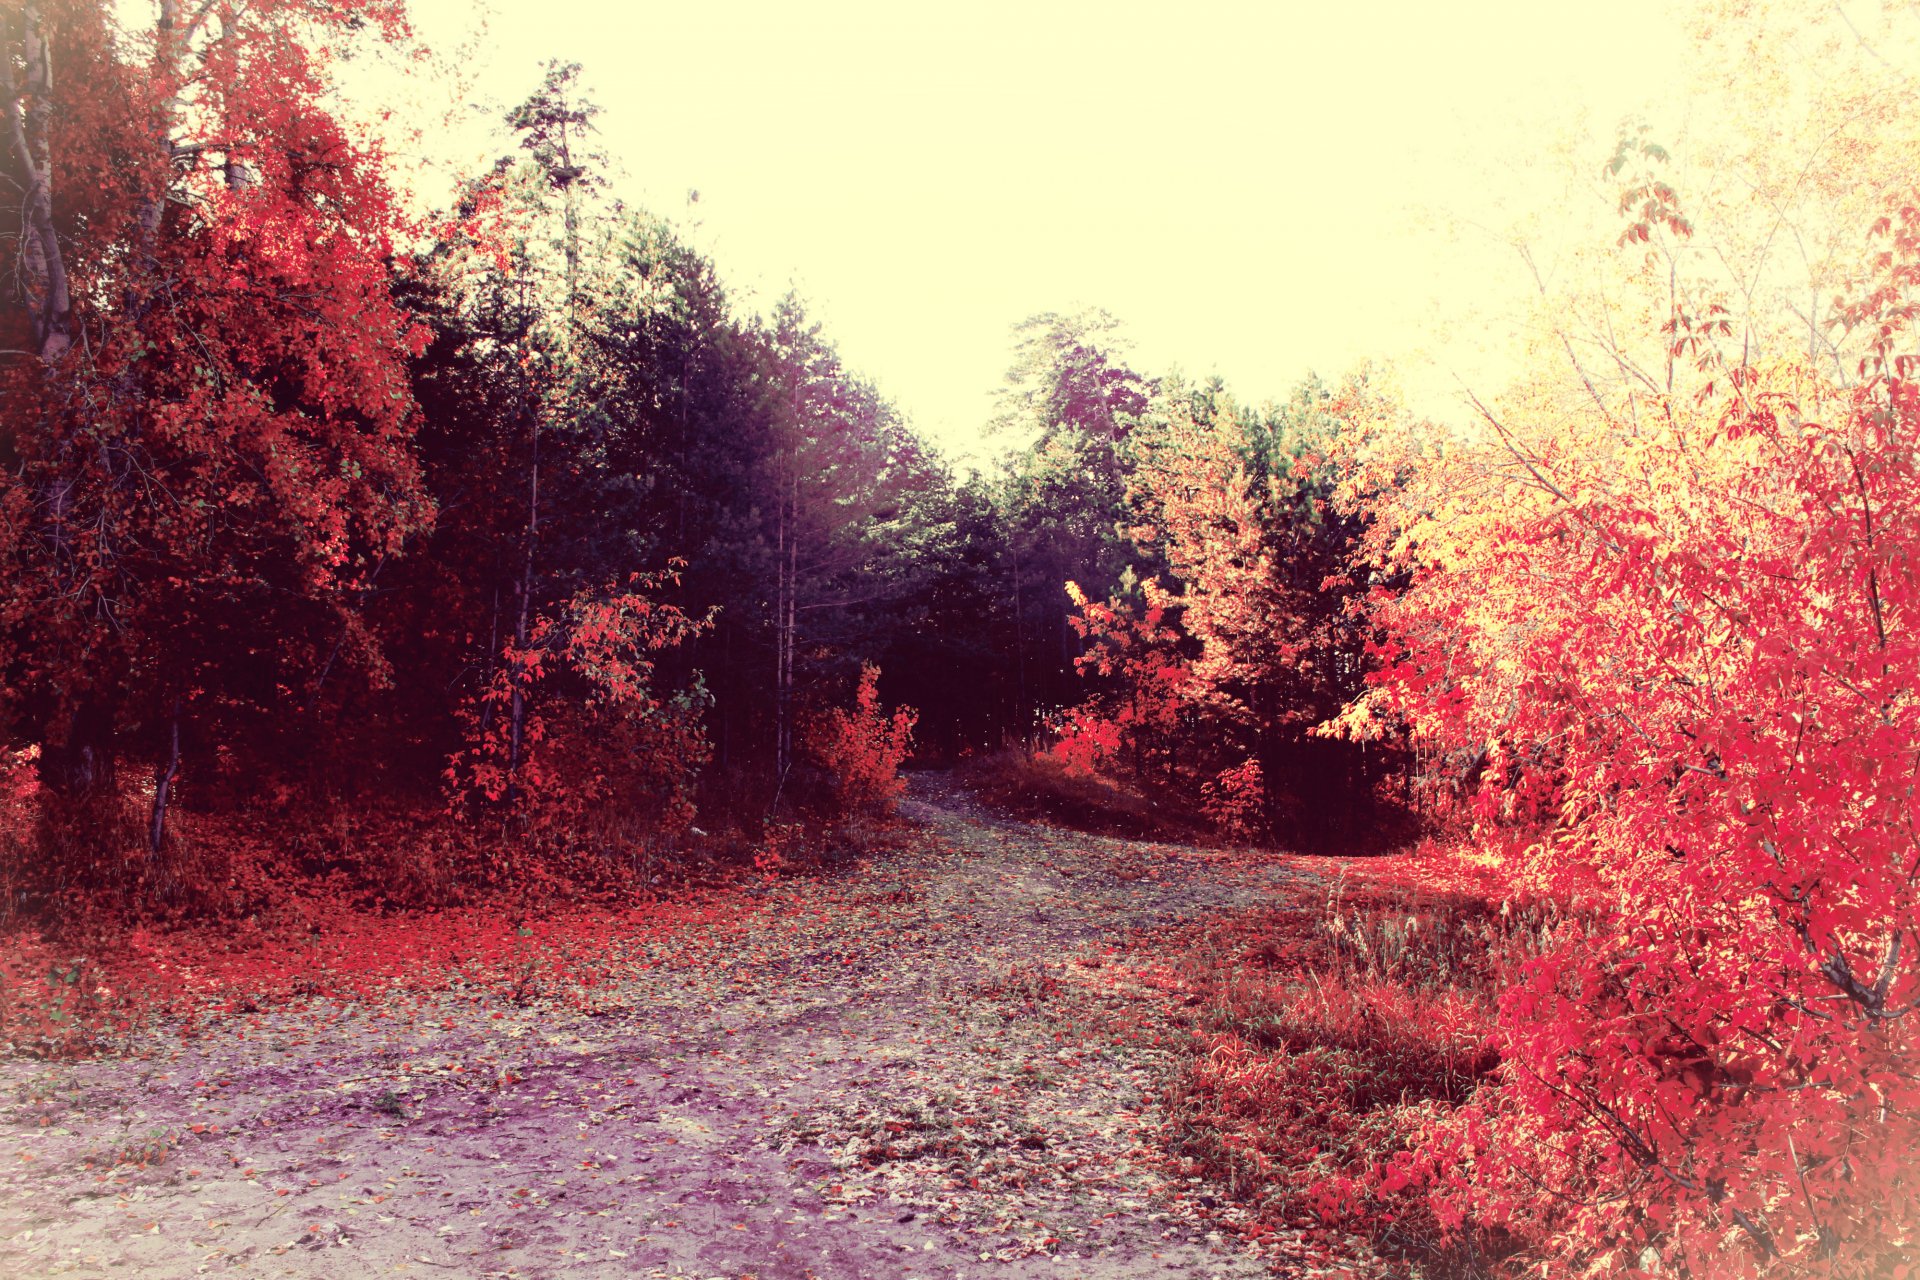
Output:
[{"xmin": 0, "ymin": 1, "xmax": 1915, "ymax": 1277}]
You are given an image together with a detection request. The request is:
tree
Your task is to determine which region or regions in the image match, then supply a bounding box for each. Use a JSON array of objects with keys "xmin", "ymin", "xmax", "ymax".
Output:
[
  {"xmin": 399, "ymin": 64, "xmax": 718, "ymax": 840},
  {"xmin": 1, "ymin": 0, "xmax": 431, "ymax": 865},
  {"xmin": 875, "ymin": 473, "xmax": 1022, "ymax": 760},
  {"xmin": 757, "ymin": 293, "xmax": 928, "ymax": 789},
  {"xmin": 1040, "ymin": 372, "xmax": 1393, "ymax": 838},
  {"xmin": 992, "ymin": 309, "xmax": 1155, "ymax": 739},
  {"xmin": 1333, "ymin": 13, "xmax": 1920, "ymax": 1264}
]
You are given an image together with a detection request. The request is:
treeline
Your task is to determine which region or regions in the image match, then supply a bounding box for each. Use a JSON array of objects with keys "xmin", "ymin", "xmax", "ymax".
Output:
[
  {"xmin": 0, "ymin": 3, "xmax": 1389, "ymax": 919},
  {"xmin": 0, "ymin": 4, "xmax": 956, "ymax": 908},
  {"xmin": 1009, "ymin": 354, "xmax": 1400, "ymax": 844}
]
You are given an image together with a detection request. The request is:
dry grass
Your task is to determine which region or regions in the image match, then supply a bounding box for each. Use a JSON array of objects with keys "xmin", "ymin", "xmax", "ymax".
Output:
[{"xmin": 1150, "ymin": 858, "xmax": 1560, "ymax": 1278}]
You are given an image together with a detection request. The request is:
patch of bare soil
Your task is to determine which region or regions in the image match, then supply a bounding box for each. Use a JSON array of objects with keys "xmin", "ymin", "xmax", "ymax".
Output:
[{"xmin": 0, "ymin": 774, "xmax": 1342, "ymax": 1280}]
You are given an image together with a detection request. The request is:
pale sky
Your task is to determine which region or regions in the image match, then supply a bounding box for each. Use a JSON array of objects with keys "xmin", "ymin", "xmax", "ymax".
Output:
[{"xmin": 393, "ymin": 0, "xmax": 1691, "ymax": 463}]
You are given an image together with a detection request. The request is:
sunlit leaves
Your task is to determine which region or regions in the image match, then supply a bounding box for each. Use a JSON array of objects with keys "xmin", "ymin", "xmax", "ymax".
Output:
[{"xmin": 1350, "ymin": 275, "xmax": 1920, "ymax": 1279}]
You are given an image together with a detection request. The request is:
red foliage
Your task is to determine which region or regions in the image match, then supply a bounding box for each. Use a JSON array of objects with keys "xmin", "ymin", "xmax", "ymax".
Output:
[
  {"xmin": 0, "ymin": 876, "xmax": 770, "ymax": 1056},
  {"xmin": 1043, "ymin": 705, "xmax": 1124, "ymax": 778},
  {"xmin": 0, "ymin": 747, "xmax": 39, "ymax": 912},
  {"xmin": 0, "ymin": 930, "xmax": 115, "ymax": 1058},
  {"xmin": 445, "ymin": 567, "xmax": 712, "ymax": 837},
  {"xmin": 1, "ymin": 0, "xmax": 432, "ymax": 847},
  {"xmin": 1051, "ymin": 580, "xmax": 1189, "ymax": 778},
  {"xmin": 1332, "ymin": 202, "xmax": 1920, "ymax": 1275},
  {"xmin": 1144, "ymin": 848, "xmax": 1533, "ymax": 1273},
  {"xmin": 802, "ymin": 665, "xmax": 917, "ymax": 817},
  {"xmin": 1199, "ymin": 759, "xmax": 1266, "ymax": 841}
]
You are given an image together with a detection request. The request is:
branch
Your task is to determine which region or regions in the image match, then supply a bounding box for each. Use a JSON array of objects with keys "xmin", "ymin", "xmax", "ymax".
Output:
[{"xmin": 1518, "ymin": 242, "xmax": 1611, "ymax": 418}]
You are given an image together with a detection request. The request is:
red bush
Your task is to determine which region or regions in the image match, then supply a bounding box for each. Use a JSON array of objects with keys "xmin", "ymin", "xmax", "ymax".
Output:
[
  {"xmin": 445, "ymin": 569, "xmax": 711, "ymax": 843},
  {"xmin": 1200, "ymin": 759, "xmax": 1266, "ymax": 841},
  {"xmin": 802, "ymin": 664, "xmax": 917, "ymax": 817},
  {"xmin": 1335, "ymin": 206, "xmax": 1920, "ymax": 1276}
]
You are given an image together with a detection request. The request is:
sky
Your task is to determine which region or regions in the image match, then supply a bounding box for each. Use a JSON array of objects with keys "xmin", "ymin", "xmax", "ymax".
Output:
[{"xmin": 392, "ymin": 0, "xmax": 1691, "ymax": 464}]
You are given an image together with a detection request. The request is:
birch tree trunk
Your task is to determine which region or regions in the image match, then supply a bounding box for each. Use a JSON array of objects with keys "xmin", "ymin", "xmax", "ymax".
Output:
[{"xmin": 3, "ymin": 2, "xmax": 70, "ymax": 363}]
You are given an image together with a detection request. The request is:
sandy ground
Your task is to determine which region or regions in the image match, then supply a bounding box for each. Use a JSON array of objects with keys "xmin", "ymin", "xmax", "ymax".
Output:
[{"xmin": 1, "ymin": 774, "xmax": 1333, "ymax": 1280}]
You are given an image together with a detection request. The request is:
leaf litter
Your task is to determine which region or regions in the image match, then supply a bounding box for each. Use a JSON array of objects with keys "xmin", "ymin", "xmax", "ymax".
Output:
[{"xmin": 0, "ymin": 773, "xmax": 1360, "ymax": 1279}]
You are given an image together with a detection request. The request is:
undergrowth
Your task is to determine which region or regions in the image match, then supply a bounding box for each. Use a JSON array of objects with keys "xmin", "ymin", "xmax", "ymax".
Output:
[
  {"xmin": 0, "ymin": 786, "xmax": 916, "ymax": 1059},
  {"xmin": 1149, "ymin": 842, "xmax": 1563, "ymax": 1278}
]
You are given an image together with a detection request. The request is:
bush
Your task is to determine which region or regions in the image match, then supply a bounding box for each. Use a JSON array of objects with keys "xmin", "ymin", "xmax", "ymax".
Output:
[
  {"xmin": 1200, "ymin": 758, "xmax": 1266, "ymax": 841},
  {"xmin": 1155, "ymin": 849, "xmax": 1552, "ymax": 1275},
  {"xmin": 802, "ymin": 664, "xmax": 916, "ymax": 818}
]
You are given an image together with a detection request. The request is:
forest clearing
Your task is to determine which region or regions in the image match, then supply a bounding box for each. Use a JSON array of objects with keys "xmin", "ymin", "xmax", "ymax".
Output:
[{"xmin": 3, "ymin": 0, "xmax": 1918, "ymax": 1276}]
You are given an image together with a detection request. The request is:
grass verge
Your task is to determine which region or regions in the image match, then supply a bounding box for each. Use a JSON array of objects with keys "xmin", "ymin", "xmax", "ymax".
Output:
[{"xmin": 1141, "ymin": 843, "xmax": 1558, "ymax": 1278}]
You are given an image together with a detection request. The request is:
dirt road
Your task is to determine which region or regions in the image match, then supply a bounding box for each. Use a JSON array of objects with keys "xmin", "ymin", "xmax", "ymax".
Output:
[{"xmin": 1, "ymin": 776, "xmax": 1326, "ymax": 1280}]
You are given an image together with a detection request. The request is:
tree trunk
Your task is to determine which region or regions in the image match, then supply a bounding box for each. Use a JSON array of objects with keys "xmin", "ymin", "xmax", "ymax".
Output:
[
  {"xmin": 134, "ymin": 0, "xmax": 190, "ymax": 244},
  {"xmin": 773, "ymin": 483, "xmax": 787, "ymax": 785},
  {"xmin": 3, "ymin": 2, "xmax": 72, "ymax": 363},
  {"xmin": 477, "ymin": 582, "xmax": 502, "ymax": 736},
  {"xmin": 772, "ymin": 378, "xmax": 799, "ymax": 793},
  {"xmin": 39, "ymin": 698, "xmax": 115, "ymax": 797},
  {"xmin": 148, "ymin": 700, "xmax": 182, "ymax": 855},
  {"xmin": 774, "ymin": 460, "xmax": 796, "ymax": 788},
  {"xmin": 506, "ymin": 408, "xmax": 539, "ymax": 804},
  {"xmin": 1009, "ymin": 551, "xmax": 1028, "ymax": 752}
]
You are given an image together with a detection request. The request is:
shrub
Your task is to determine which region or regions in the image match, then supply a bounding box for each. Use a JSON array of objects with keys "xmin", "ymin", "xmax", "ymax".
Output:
[
  {"xmin": 803, "ymin": 664, "xmax": 916, "ymax": 818},
  {"xmin": 1200, "ymin": 758, "xmax": 1266, "ymax": 841},
  {"xmin": 1336, "ymin": 211, "xmax": 1920, "ymax": 1276}
]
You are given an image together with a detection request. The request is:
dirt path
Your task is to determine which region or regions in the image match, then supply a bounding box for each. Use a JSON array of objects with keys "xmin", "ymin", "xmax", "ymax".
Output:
[{"xmin": 1, "ymin": 775, "xmax": 1328, "ymax": 1280}]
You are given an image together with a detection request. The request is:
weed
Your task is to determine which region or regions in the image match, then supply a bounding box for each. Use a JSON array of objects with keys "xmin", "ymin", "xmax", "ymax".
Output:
[
  {"xmin": 368, "ymin": 1088, "xmax": 408, "ymax": 1119},
  {"xmin": 84, "ymin": 1127, "xmax": 175, "ymax": 1170}
]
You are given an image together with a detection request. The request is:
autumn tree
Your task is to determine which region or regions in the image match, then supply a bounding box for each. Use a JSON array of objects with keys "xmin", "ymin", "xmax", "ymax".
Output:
[
  {"xmin": 1, "ymin": 0, "xmax": 431, "ymax": 869},
  {"xmin": 992, "ymin": 309, "xmax": 1155, "ymax": 740},
  {"xmin": 398, "ymin": 64, "xmax": 718, "ymax": 844},
  {"xmin": 1328, "ymin": 7, "xmax": 1920, "ymax": 1269},
  {"xmin": 1042, "ymin": 371, "xmax": 1396, "ymax": 838}
]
